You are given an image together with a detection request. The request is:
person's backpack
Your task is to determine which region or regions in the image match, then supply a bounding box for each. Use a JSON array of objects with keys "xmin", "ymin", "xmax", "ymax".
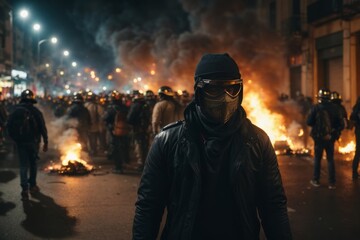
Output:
[
  {"xmin": 311, "ymin": 107, "xmax": 332, "ymax": 141},
  {"xmin": 112, "ymin": 108, "xmax": 130, "ymax": 136},
  {"xmin": 127, "ymin": 102, "xmax": 150, "ymax": 129},
  {"xmin": 6, "ymin": 106, "xmax": 37, "ymax": 142}
]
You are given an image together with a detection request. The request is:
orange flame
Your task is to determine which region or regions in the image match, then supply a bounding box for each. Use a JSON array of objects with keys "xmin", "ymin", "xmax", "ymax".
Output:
[
  {"xmin": 243, "ymin": 87, "xmax": 292, "ymax": 148},
  {"xmin": 339, "ymin": 141, "xmax": 356, "ymax": 154},
  {"xmin": 60, "ymin": 142, "xmax": 92, "ymax": 170}
]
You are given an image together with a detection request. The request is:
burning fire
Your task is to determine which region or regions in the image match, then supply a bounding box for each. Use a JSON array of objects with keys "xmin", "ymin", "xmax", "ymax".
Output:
[
  {"xmin": 47, "ymin": 142, "xmax": 93, "ymax": 175},
  {"xmin": 47, "ymin": 125, "xmax": 94, "ymax": 175},
  {"xmin": 242, "ymin": 80, "xmax": 355, "ymax": 157},
  {"xmin": 339, "ymin": 141, "xmax": 356, "ymax": 154},
  {"xmin": 61, "ymin": 143, "xmax": 92, "ymax": 170},
  {"xmin": 243, "ymin": 83, "xmax": 294, "ymax": 149}
]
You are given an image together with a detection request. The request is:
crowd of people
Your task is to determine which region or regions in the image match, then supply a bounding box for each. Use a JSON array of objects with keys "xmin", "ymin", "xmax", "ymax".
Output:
[{"xmin": 0, "ymin": 86, "xmax": 192, "ymax": 173}]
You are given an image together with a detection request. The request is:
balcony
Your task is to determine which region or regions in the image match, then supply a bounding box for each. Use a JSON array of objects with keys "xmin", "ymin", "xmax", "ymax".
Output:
[
  {"xmin": 307, "ymin": 0, "xmax": 343, "ymax": 24},
  {"xmin": 307, "ymin": 0, "xmax": 360, "ymax": 23},
  {"xmin": 342, "ymin": 0, "xmax": 360, "ymax": 19}
]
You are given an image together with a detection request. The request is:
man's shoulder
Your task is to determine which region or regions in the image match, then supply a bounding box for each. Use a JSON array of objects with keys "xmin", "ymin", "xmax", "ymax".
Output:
[
  {"xmin": 16, "ymin": 103, "xmax": 41, "ymax": 114},
  {"xmin": 162, "ymin": 120, "xmax": 184, "ymax": 131},
  {"xmin": 243, "ymin": 119, "xmax": 271, "ymax": 144}
]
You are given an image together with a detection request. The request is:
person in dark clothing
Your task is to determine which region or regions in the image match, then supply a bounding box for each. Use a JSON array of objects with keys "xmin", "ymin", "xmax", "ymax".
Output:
[
  {"xmin": 133, "ymin": 53, "xmax": 292, "ymax": 240},
  {"xmin": 331, "ymin": 91, "xmax": 348, "ymax": 129},
  {"xmin": 6, "ymin": 89, "xmax": 48, "ymax": 199},
  {"xmin": 66, "ymin": 93, "xmax": 91, "ymax": 152},
  {"xmin": 127, "ymin": 91, "xmax": 152, "ymax": 171},
  {"xmin": 350, "ymin": 97, "xmax": 360, "ymax": 180},
  {"xmin": 53, "ymin": 97, "xmax": 68, "ymax": 118},
  {"xmin": 103, "ymin": 90, "xmax": 130, "ymax": 173},
  {"xmin": 295, "ymin": 91, "xmax": 313, "ymax": 148},
  {"xmin": 307, "ymin": 88, "xmax": 345, "ymax": 189}
]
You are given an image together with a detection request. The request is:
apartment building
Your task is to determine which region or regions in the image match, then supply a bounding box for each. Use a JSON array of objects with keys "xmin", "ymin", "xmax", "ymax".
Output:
[
  {"xmin": 0, "ymin": 0, "xmax": 12, "ymax": 96},
  {"xmin": 259, "ymin": 0, "xmax": 360, "ymax": 111}
]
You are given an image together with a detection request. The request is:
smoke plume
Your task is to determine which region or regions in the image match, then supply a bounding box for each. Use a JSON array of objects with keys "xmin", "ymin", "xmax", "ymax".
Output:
[{"xmin": 71, "ymin": 0, "xmax": 287, "ymax": 98}]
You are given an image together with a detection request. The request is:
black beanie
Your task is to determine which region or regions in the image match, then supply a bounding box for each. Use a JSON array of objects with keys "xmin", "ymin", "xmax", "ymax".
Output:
[{"xmin": 194, "ymin": 53, "xmax": 241, "ymax": 81}]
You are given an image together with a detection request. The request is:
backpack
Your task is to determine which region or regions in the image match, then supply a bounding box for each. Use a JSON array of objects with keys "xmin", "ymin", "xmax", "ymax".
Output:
[
  {"xmin": 112, "ymin": 108, "xmax": 130, "ymax": 136},
  {"xmin": 127, "ymin": 102, "xmax": 150, "ymax": 129},
  {"xmin": 311, "ymin": 107, "xmax": 332, "ymax": 141},
  {"xmin": 6, "ymin": 106, "xmax": 38, "ymax": 142}
]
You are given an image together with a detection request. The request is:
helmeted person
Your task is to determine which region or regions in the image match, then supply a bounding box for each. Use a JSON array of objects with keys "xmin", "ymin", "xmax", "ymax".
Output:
[
  {"xmin": 133, "ymin": 53, "xmax": 292, "ymax": 239},
  {"xmin": 6, "ymin": 89, "xmax": 48, "ymax": 199},
  {"xmin": 66, "ymin": 93, "xmax": 91, "ymax": 152},
  {"xmin": 127, "ymin": 90, "xmax": 152, "ymax": 171},
  {"xmin": 350, "ymin": 97, "xmax": 360, "ymax": 180},
  {"xmin": 151, "ymin": 86, "xmax": 182, "ymax": 134},
  {"xmin": 145, "ymin": 90, "xmax": 157, "ymax": 111},
  {"xmin": 53, "ymin": 96, "xmax": 68, "ymax": 118},
  {"xmin": 103, "ymin": 90, "xmax": 130, "ymax": 173},
  {"xmin": 144, "ymin": 90, "xmax": 157, "ymax": 149},
  {"xmin": 307, "ymin": 88, "xmax": 344, "ymax": 189},
  {"xmin": 84, "ymin": 91, "xmax": 105, "ymax": 156},
  {"xmin": 330, "ymin": 91, "xmax": 348, "ymax": 129}
]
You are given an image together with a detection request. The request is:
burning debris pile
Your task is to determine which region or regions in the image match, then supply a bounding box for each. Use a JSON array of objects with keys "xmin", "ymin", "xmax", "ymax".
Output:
[
  {"xmin": 47, "ymin": 126, "xmax": 94, "ymax": 175},
  {"xmin": 274, "ymin": 140, "xmax": 311, "ymax": 156},
  {"xmin": 49, "ymin": 160, "xmax": 94, "ymax": 176}
]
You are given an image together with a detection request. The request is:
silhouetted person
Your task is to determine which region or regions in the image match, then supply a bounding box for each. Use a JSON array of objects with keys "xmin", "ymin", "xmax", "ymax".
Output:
[{"xmin": 6, "ymin": 89, "xmax": 48, "ymax": 199}]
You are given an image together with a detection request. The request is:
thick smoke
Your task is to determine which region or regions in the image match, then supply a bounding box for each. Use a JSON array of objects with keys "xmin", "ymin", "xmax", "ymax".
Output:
[{"xmin": 71, "ymin": 0, "xmax": 288, "ymax": 98}]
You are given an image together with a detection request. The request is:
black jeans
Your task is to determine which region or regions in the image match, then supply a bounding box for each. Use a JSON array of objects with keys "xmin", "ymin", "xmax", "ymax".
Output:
[
  {"xmin": 17, "ymin": 143, "xmax": 39, "ymax": 191},
  {"xmin": 109, "ymin": 135, "xmax": 130, "ymax": 170},
  {"xmin": 88, "ymin": 132, "xmax": 100, "ymax": 155},
  {"xmin": 313, "ymin": 139, "xmax": 336, "ymax": 184}
]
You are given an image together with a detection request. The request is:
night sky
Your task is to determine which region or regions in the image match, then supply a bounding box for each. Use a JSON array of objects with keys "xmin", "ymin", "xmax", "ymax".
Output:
[
  {"xmin": 9, "ymin": 0, "xmax": 288, "ymax": 97},
  {"xmin": 10, "ymin": 0, "xmax": 114, "ymax": 75}
]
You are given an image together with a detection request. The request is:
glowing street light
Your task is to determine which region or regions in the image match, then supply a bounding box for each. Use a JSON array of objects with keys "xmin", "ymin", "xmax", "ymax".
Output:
[
  {"xmin": 50, "ymin": 37, "xmax": 58, "ymax": 44},
  {"xmin": 60, "ymin": 50, "xmax": 70, "ymax": 66},
  {"xmin": 71, "ymin": 61, "xmax": 77, "ymax": 67},
  {"xmin": 19, "ymin": 9, "xmax": 29, "ymax": 19},
  {"xmin": 33, "ymin": 23, "xmax": 41, "ymax": 32}
]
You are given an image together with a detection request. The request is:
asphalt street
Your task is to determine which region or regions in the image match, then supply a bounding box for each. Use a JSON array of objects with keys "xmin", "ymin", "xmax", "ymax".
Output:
[{"xmin": 1, "ymin": 148, "xmax": 360, "ymax": 240}]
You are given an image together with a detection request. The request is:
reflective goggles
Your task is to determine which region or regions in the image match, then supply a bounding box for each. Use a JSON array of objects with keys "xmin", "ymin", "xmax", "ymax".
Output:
[{"xmin": 196, "ymin": 79, "xmax": 242, "ymax": 98}]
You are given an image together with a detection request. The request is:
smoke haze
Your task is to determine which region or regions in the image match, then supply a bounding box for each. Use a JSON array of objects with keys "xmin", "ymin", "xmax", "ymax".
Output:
[{"xmin": 71, "ymin": 0, "xmax": 288, "ymax": 99}]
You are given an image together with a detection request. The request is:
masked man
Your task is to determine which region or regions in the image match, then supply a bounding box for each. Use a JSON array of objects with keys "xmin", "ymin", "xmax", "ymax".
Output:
[{"xmin": 133, "ymin": 53, "xmax": 292, "ymax": 239}]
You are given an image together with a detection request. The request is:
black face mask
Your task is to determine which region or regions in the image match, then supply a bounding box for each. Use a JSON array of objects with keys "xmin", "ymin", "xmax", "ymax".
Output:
[
  {"xmin": 201, "ymin": 92, "xmax": 239, "ymax": 124},
  {"xmin": 195, "ymin": 79, "xmax": 242, "ymax": 124}
]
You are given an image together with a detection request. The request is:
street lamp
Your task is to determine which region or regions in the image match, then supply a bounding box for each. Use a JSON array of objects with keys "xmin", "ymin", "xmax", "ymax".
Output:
[
  {"xmin": 19, "ymin": 9, "xmax": 29, "ymax": 19},
  {"xmin": 37, "ymin": 36, "xmax": 58, "ymax": 65},
  {"xmin": 71, "ymin": 61, "xmax": 77, "ymax": 67},
  {"xmin": 60, "ymin": 50, "xmax": 70, "ymax": 66},
  {"xmin": 33, "ymin": 23, "xmax": 41, "ymax": 32}
]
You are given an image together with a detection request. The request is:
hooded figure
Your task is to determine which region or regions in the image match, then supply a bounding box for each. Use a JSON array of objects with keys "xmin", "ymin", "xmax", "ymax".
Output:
[{"xmin": 133, "ymin": 53, "xmax": 292, "ymax": 240}]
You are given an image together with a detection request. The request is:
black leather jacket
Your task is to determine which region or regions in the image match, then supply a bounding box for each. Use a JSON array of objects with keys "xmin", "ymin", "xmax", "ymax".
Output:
[{"xmin": 133, "ymin": 118, "xmax": 292, "ymax": 240}]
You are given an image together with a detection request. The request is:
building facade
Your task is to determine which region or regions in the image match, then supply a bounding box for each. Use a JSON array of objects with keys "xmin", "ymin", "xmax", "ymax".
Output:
[
  {"xmin": 259, "ymin": 0, "xmax": 360, "ymax": 112},
  {"xmin": 0, "ymin": 0, "xmax": 12, "ymax": 96}
]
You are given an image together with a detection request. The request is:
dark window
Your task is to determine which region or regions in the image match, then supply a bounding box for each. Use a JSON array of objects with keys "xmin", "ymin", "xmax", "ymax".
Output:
[
  {"xmin": 292, "ymin": 0, "xmax": 300, "ymax": 15},
  {"xmin": 269, "ymin": 1, "xmax": 276, "ymax": 29}
]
